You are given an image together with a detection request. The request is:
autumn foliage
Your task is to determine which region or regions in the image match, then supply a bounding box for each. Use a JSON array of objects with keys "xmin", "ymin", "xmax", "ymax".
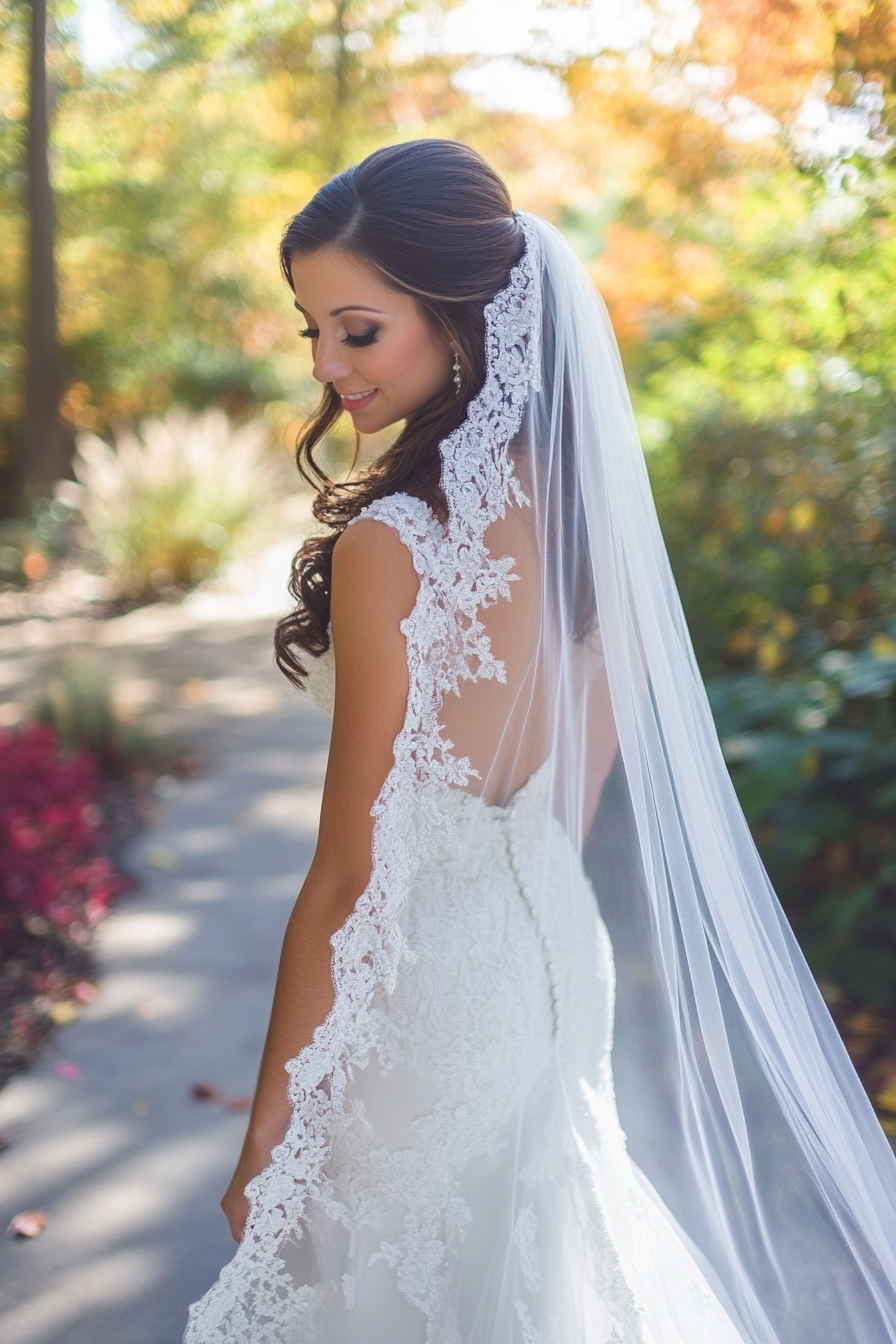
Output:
[{"xmin": 694, "ymin": 0, "xmax": 896, "ymax": 121}]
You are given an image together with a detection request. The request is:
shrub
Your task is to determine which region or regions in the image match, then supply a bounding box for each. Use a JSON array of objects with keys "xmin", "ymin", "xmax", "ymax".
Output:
[
  {"xmin": 74, "ymin": 407, "xmax": 277, "ymax": 598},
  {"xmin": 652, "ymin": 391, "xmax": 896, "ymax": 678},
  {"xmin": 709, "ymin": 625, "xmax": 896, "ymax": 1005},
  {"xmin": 0, "ymin": 724, "xmax": 131, "ymax": 934},
  {"xmin": 0, "ymin": 724, "xmax": 136, "ymax": 1087},
  {"xmin": 652, "ymin": 394, "xmax": 896, "ymax": 1006},
  {"xmin": 33, "ymin": 655, "xmax": 158, "ymax": 778}
]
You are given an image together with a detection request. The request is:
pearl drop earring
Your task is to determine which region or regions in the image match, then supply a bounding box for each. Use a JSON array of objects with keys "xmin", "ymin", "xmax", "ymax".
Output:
[{"xmin": 452, "ymin": 349, "xmax": 461, "ymax": 395}]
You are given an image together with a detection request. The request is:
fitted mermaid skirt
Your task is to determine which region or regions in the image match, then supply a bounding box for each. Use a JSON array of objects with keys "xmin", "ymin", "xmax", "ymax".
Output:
[{"xmin": 186, "ymin": 767, "xmax": 747, "ymax": 1344}]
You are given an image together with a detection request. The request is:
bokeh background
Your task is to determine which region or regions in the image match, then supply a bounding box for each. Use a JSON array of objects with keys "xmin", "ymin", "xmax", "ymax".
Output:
[{"xmin": 1, "ymin": 0, "xmax": 896, "ymax": 1337}]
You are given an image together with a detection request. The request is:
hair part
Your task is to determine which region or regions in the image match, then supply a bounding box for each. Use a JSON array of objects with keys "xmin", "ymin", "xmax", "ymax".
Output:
[{"xmin": 273, "ymin": 140, "xmax": 523, "ymax": 689}]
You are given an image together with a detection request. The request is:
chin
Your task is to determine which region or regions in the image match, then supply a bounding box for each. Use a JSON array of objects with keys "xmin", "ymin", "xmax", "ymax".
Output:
[{"xmin": 351, "ymin": 408, "xmax": 400, "ymax": 435}]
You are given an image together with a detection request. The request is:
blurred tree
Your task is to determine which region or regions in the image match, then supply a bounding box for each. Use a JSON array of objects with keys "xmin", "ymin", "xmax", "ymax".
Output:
[
  {"xmin": 239, "ymin": 0, "xmax": 465, "ymax": 176},
  {"xmin": 0, "ymin": 1, "xmax": 27, "ymax": 503},
  {"xmin": 22, "ymin": 0, "xmax": 464, "ymax": 442},
  {"xmin": 548, "ymin": 32, "xmax": 896, "ymax": 674},
  {"xmin": 694, "ymin": 0, "xmax": 896, "ymax": 129},
  {"xmin": 21, "ymin": 0, "xmax": 71, "ymax": 495},
  {"xmin": 552, "ymin": 50, "xmax": 743, "ymax": 352}
]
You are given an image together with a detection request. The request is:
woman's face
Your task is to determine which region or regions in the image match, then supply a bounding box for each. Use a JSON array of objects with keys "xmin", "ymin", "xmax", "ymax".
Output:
[{"xmin": 289, "ymin": 247, "xmax": 453, "ymax": 434}]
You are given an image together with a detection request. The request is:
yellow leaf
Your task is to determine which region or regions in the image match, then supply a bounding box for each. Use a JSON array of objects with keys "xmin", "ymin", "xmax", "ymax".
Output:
[
  {"xmin": 870, "ymin": 634, "xmax": 896, "ymax": 660},
  {"xmin": 789, "ymin": 501, "xmax": 816, "ymax": 532},
  {"xmin": 757, "ymin": 636, "xmax": 781, "ymax": 672},
  {"xmin": 876, "ymin": 1086, "xmax": 896, "ymax": 1114}
]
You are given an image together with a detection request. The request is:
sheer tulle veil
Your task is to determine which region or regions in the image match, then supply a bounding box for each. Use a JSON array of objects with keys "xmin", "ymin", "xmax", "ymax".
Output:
[{"xmin": 522, "ymin": 211, "xmax": 896, "ymax": 1341}]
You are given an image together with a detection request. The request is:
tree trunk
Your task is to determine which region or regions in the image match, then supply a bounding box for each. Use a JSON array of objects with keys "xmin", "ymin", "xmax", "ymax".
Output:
[
  {"xmin": 22, "ymin": 0, "xmax": 70, "ymax": 496},
  {"xmin": 327, "ymin": 0, "xmax": 350, "ymax": 174}
]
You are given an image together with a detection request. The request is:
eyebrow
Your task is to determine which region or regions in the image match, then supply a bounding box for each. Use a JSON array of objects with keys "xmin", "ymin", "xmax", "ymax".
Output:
[{"xmin": 293, "ymin": 301, "xmax": 384, "ymax": 317}]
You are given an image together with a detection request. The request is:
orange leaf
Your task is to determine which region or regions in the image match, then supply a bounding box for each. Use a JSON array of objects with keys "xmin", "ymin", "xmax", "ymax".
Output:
[{"xmin": 8, "ymin": 1210, "xmax": 46, "ymax": 1239}]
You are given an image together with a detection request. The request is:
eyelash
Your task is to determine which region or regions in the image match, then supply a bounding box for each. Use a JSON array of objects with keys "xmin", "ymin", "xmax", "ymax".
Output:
[{"xmin": 299, "ymin": 327, "xmax": 379, "ymax": 348}]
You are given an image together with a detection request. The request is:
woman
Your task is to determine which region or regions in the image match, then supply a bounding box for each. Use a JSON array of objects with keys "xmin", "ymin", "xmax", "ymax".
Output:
[{"xmin": 185, "ymin": 141, "xmax": 896, "ymax": 1344}]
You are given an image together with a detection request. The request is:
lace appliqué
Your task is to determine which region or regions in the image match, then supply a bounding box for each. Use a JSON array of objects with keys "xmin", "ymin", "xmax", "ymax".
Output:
[
  {"xmin": 515, "ymin": 1299, "xmax": 544, "ymax": 1344},
  {"xmin": 513, "ymin": 1204, "xmax": 543, "ymax": 1294}
]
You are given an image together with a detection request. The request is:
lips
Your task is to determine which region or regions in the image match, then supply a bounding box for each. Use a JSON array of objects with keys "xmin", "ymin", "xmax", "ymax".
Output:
[{"xmin": 338, "ymin": 388, "xmax": 378, "ymax": 411}]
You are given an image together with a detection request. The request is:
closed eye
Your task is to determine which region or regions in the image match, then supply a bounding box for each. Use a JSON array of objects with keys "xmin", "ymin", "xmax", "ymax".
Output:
[
  {"xmin": 299, "ymin": 327, "xmax": 319, "ymax": 339},
  {"xmin": 342, "ymin": 329, "xmax": 378, "ymax": 348}
]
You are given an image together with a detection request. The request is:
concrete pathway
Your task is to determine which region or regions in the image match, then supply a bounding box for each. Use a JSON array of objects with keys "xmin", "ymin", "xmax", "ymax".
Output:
[{"xmin": 0, "ymin": 597, "xmax": 330, "ymax": 1343}]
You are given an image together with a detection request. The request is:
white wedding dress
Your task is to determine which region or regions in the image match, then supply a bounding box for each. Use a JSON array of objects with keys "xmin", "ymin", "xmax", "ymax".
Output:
[
  {"xmin": 185, "ymin": 213, "xmax": 896, "ymax": 1344},
  {"xmin": 185, "ymin": 490, "xmax": 746, "ymax": 1344}
]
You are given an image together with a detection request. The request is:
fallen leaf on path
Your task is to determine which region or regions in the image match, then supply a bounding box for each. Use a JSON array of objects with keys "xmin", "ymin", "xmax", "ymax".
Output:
[
  {"xmin": 191, "ymin": 1082, "xmax": 225, "ymax": 1103},
  {"xmin": 181, "ymin": 679, "xmax": 206, "ymax": 706},
  {"xmin": 54, "ymin": 1061, "xmax": 80, "ymax": 1080},
  {"xmin": 191, "ymin": 1082, "xmax": 251, "ymax": 1112},
  {"xmin": 49, "ymin": 1002, "xmax": 80, "ymax": 1025},
  {"xmin": 8, "ymin": 1210, "xmax": 46, "ymax": 1239}
]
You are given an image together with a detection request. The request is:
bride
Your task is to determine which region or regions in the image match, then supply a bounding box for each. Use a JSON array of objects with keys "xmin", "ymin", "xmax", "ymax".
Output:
[{"xmin": 185, "ymin": 140, "xmax": 896, "ymax": 1344}]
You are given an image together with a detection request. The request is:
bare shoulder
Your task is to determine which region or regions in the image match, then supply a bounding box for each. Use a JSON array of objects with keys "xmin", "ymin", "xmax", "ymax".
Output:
[
  {"xmin": 333, "ymin": 515, "xmax": 415, "ymax": 567},
  {"xmin": 331, "ymin": 517, "xmax": 419, "ymax": 632}
]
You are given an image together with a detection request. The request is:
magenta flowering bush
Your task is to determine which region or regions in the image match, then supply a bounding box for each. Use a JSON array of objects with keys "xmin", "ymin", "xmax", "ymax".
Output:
[
  {"xmin": 0, "ymin": 724, "xmax": 131, "ymax": 934},
  {"xmin": 0, "ymin": 723, "xmax": 140, "ymax": 1087}
]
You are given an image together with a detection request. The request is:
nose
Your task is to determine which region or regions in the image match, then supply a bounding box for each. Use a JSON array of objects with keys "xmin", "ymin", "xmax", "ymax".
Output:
[{"xmin": 312, "ymin": 335, "xmax": 354, "ymax": 386}]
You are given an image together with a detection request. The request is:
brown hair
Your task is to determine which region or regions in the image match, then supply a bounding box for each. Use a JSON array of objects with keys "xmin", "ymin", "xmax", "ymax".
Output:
[{"xmin": 274, "ymin": 140, "xmax": 523, "ymax": 688}]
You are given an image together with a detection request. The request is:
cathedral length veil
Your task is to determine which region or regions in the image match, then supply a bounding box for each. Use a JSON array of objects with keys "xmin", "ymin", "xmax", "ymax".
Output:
[
  {"xmin": 524, "ymin": 213, "xmax": 896, "ymax": 1340},
  {"xmin": 186, "ymin": 212, "xmax": 896, "ymax": 1344}
]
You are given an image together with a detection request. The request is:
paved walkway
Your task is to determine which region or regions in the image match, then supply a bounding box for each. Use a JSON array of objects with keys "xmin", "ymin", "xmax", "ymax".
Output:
[{"xmin": 0, "ymin": 592, "xmax": 330, "ymax": 1343}]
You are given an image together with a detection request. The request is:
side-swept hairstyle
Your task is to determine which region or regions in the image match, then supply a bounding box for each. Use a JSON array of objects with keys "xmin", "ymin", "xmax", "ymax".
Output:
[{"xmin": 274, "ymin": 140, "xmax": 523, "ymax": 687}]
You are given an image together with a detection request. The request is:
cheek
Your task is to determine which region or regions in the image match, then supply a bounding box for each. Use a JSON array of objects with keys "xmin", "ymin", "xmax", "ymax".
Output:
[{"xmin": 377, "ymin": 327, "xmax": 447, "ymax": 395}]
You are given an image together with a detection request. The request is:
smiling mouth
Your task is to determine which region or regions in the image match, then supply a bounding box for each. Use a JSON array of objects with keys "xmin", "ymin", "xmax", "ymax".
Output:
[{"xmin": 339, "ymin": 388, "xmax": 378, "ymax": 408}]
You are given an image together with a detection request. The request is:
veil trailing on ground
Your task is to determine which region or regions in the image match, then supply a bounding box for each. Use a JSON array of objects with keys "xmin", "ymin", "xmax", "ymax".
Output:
[
  {"xmin": 186, "ymin": 210, "xmax": 896, "ymax": 1344},
  {"xmin": 515, "ymin": 213, "xmax": 896, "ymax": 1341}
]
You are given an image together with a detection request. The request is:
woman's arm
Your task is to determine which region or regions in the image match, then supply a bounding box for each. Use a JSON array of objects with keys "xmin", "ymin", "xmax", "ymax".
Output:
[{"xmin": 221, "ymin": 518, "xmax": 418, "ymax": 1241}]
